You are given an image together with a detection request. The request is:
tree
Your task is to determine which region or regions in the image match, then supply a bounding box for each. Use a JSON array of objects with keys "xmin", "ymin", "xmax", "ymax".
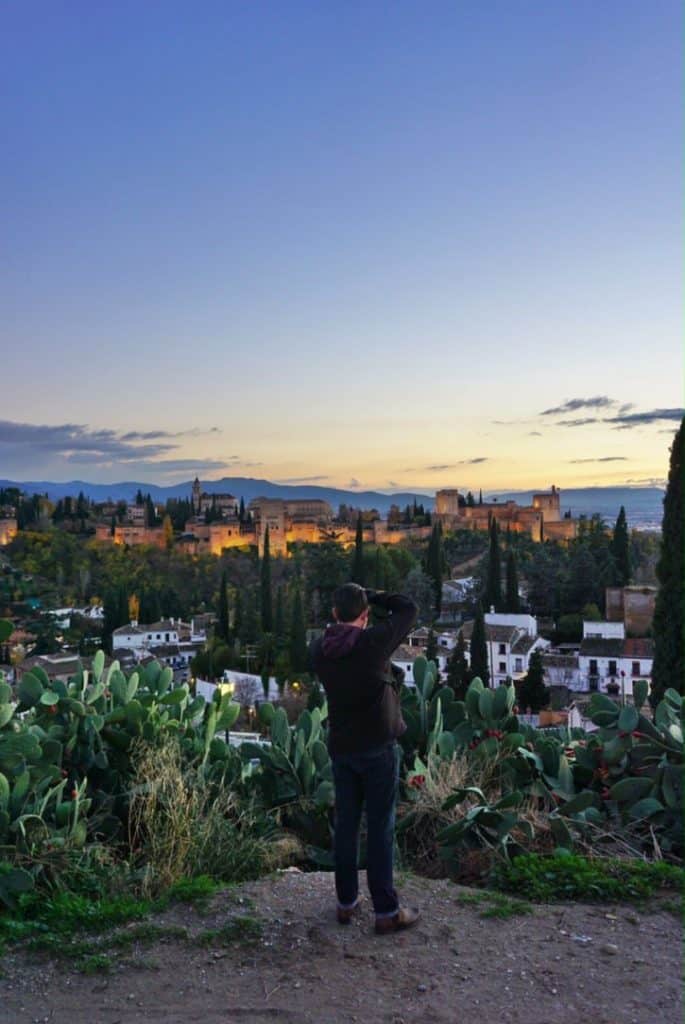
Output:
[
  {"xmin": 162, "ymin": 514, "xmax": 174, "ymax": 550},
  {"xmin": 504, "ymin": 549, "xmax": 520, "ymax": 613},
  {"xmin": 102, "ymin": 583, "xmax": 129, "ymax": 653},
  {"xmin": 233, "ymin": 589, "xmax": 243, "ymax": 643},
  {"xmin": 466, "ymin": 491, "xmax": 475, "ymax": 507},
  {"xmin": 289, "ymin": 586, "xmax": 308, "ymax": 674},
  {"xmin": 238, "ymin": 497, "xmax": 246, "ymax": 524},
  {"xmin": 403, "ymin": 567, "xmax": 435, "ymax": 623},
  {"xmin": 260, "ymin": 526, "xmax": 273, "ymax": 632},
  {"xmin": 469, "ymin": 603, "xmax": 489, "ymax": 686},
  {"xmin": 483, "ymin": 518, "xmax": 502, "ymax": 612},
  {"xmin": 478, "ymin": 489, "xmax": 483, "ymax": 506},
  {"xmin": 218, "ymin": 570, "xmax": 230, "ymax": 643},
  {"xmin": 518, "ymin": 650, "xmax": 549, "ymax": 713},
  {"xmin": 425, "ymin": 628, "xmax": 438, "ymax": 663},
  {"xmin": 446, "ymin": 632, "xmax": 469, "ymax": 699},
  {"xmin": 274, "ymin": 585, "xmax": 286, "ymax": 644},
  {"xmin": 351, "ymin": 514, "xmax": 364, "ymax": 585},
  {"xmin": 651, "ymin": 419, "xmax": 684, "ymax": 704},
  {"xmin": 610, "ymin": 506, "xmax": 631, "ymax": 586},
  {"xmin": 425, "ymin": 522, "xmax": 443, "ymax": 617}
]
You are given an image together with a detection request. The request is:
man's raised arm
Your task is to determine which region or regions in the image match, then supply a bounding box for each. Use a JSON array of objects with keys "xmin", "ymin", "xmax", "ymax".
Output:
[{"xmin": 364, "ymin": 590, "xmax": 418, "ymax": 659}]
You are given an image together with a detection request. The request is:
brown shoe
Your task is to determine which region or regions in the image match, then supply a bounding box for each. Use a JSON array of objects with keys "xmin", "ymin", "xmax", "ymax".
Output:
[
  {"xmin": 336, "ymin": 899, "xmax": 361, "ymax": 925},
  {"xmin": 374, "ymin": 907, "xmax": 420, "ymax": 935}
]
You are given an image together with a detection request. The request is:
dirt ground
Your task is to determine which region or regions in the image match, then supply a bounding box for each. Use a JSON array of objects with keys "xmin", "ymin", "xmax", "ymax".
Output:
[{"xmin": 0, "ymin": 869, "xmax": 681, "ymax": 1024}]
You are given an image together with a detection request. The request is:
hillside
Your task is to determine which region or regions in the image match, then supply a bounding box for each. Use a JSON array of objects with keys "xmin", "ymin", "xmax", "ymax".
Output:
[
  {"xmin": 0, "ymin": 477, "xmax": 665, "ymax": 525},
  {"xmin": 0, "ymin": 870, "xmax": 679, "ymax": 1024}
]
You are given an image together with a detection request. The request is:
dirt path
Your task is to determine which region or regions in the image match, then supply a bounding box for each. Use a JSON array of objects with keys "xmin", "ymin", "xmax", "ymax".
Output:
[{"xmin": 0, "ymin": 870, "xmax": 680, "ymax": 1024}]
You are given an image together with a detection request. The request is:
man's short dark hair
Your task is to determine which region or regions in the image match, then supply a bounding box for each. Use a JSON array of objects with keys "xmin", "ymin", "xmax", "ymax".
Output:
[{"xmin": 333, "ymin": 583, "xmax": 368, "ymax": 623}]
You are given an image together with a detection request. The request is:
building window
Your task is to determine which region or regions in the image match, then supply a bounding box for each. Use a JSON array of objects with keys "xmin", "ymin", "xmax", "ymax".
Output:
[
  {"xmin": 589, "ymin": 659, "xmax": 598, "ymax": 676},
  {"xmin": 632, "ymin": 661, "xmax": 640, "ymax": 676},
  {"xmin": 498, "ymin": 644, "xmax": 506, "ymax": 655},
  {"xmin": 608, "ymin": 660, "xmax": 617, "ymax": 676},
  {"xmin": 515, "ymin": 658, "xmax": 523, "ymax": 672},
  {"xmin": 499, "ymin": 662, "xmax": 506, "ymax": 673}
]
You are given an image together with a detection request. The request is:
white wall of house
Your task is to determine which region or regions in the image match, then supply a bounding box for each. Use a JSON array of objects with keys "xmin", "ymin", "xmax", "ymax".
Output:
[
  {"xmin": 577, "ymin": 653, "xmax": 651, "ymax": 698},
  {"xmin": 485, "ymin": 613, "xmax": 538, "ymax": 637},
  {"xmin": 582, "ymin": 621, "xmax": 625, "ymax": 640},
  {"xmin": 483, "ymin": 636, "xmax": 549, "ymax": 686}
]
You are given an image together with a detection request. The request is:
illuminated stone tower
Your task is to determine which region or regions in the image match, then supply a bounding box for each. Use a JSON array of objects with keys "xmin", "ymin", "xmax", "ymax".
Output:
[{"xmin": 192, "ymin": 477, "xmax": 201, "ymax": 514}]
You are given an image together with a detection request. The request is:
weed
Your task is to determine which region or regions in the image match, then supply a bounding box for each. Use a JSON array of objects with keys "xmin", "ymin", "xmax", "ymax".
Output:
[
  {"xmin": 454, "ymin": 888, "xmax": 532, "ymax": 918},
  {"xmin": 479, "ymin": 895, "xmax": 533, "ymax": 920},
  {"xmin": 492, "ymin": 852, "xmax": 684, "ymax": 903},
  {"xmin": 195, "ymin": 915, "xmax": 262, "ymax": 947},
  {"xmin": 80, "ymin": 954, "xmax": 111, "ymax": 975}
]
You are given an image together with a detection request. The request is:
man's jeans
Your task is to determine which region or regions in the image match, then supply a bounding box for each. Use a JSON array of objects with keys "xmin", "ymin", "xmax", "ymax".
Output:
[{"xmin": 331, "ymin": 742, "xmax": 400, "ymax": 917}]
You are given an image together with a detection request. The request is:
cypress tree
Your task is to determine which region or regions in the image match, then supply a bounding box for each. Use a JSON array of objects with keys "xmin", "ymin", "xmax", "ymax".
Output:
[
  {"xmin": 274, "ymin": 585, "xmax": 285, "ymax": 644},
  {"xmin": 484, "ymin": 518, "xmax": 502, "ymax": 612},
  {"xmin": 425, "ymin": 628, "xmax": 438, "ymax": 663},
  {"xmin": 233, "ymin": 589, "xmax": 243, "ymax": 643},
  {"xmin": 239, "ymin": 497, "xmax": 246, "ymax": 523},
  {"xmin": 651, "ymin": 419, "xmax": 684, "ymax": 703},
  {"xmin": 469, "ymin": 603, "xmax": 489, "ymax": 686},
  {"xmin": 505, "ymin": 549, "xmax": 520, "ymax": 613},
  {"xmin": 610, "ymin": 506, "xmax": 631, "ymax": 586},
  {"xmin": 478, "ymin": 489, "xmax": 483, "ymax": 506},
  {"xmin": 518, "ymin": 650, "xmax": 549, "ymax": 712},
  {"xmin": 446, "ymin": 631, "xmax": 469, "ymax": 699},
  {"xmin": 289, "ymin": 586, "xmax": 308, "ymax": 673},
  {"xmin": 260, "ymin": 526, "xmax": 273, "ymax": 632},
  {"xmin": 425, "ymin": 522, "xmax": 443, "ymax": 617},
  {"xmin": 352, "ymin": 514, "xmax": 364, "ymax": 585},
  {"xmin": 466, "ymin": 491, "xmax": 475, "ymax": 507},
  {"xmin": 218, "ymin": 570, "xmax": 230, "ymax": 643}
]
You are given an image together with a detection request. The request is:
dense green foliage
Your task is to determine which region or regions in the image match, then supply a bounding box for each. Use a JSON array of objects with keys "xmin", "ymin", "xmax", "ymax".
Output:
[
  {"xmin": 651, "ymin": 419, "xmax": 684, "ymax": 703},
  {"xmin": 492, "ymin": 852, "xmax": 682, "ymax": 902},
  {"xmin": 469, "ymin": 603, "xmax": 489, "ymax": 686}
]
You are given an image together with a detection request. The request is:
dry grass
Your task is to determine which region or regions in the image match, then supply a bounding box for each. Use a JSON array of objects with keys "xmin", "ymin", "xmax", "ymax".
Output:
[
  {"xmin": 399, "ymin": 752, "xmax": 556, "ymax": 878},
  {"xmin": 128, "ymin": 738, "xmax": 273, "ymax": 897}
]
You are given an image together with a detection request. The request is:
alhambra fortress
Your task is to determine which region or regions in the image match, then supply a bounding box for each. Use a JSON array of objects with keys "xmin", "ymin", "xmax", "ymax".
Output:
[{"xmin": 84, "ymin": 479, "xmax": 578, "ymax": 556}]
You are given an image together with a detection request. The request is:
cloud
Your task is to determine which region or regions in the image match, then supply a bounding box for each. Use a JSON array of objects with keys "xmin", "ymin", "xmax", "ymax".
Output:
[
  {"xmin": 624, "ymin": 477, "xmax": 667, "ymax": 487},
  {"xmin": 606, "ymin": 408, "xmax": 684, "ymax": 430},
  {"xmin": 119, "ymin": 427, "xmax": 221, "ymax": 441},
  {"xmin": 275, "ymin": 475, "xmax": 330, "ymax": 484},
  {"xmin": 528, "ymin": 431, "xmax": 542, "ymax": 437},
  {"xmin": 113, "ymin": 458, "xmax": 239, "ymax": 475},
  {"xmin": 347, "ymin": 478, "xmax": 361, "ymax": 489},
  {"xmin": 0, "ymin": 420, "xmax": 177, "ymax": 462},
  {"xmin": 0, "ymin": 419, "xmax": 253, "ymax": 479},
  {"xmin": 556, "ymin": 418, "xmax": 601, "ymax": 428},
  {"xmin": 423, "ymin": 458, "xmax": 489, "ymax": 471},
  {"xmin": 568, "ymin": 457, "xmax": 629, "ymax": 464},
  {"xmin": 387, "ymin": 480, "xmax": 399, "ymax": 488},
  {"xmin": 540, "ymin": 396, "xmax": 617, "ymax": 416}
]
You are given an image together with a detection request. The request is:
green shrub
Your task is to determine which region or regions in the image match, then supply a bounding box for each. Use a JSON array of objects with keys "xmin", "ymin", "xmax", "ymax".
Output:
[{"xmin": 492, "ymin": 852, "xmax": 683, "ymax": 902}]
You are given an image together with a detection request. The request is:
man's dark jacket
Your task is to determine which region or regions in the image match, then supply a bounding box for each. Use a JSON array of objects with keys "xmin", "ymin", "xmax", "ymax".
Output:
[{"xmin": 309, "ymin": 592, "xmax": 417, "ymax": 757}]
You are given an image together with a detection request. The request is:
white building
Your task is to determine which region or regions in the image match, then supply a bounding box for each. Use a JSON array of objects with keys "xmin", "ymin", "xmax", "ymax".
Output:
[
  {"xmin": 485, "ymin": 612, "xmax": 538, "ymax": 637},
  {"xmin": 582, "ymin": 620, "xmax": 625, "ymax": 640},
  {"xmin": 459, "ymin": 619, "xmax": 549, "ymax": 687},
  {"xmin": 392, "ymin": 644, "xmax": 448, "ymax": 685},
  {"xmin": 577, "ymin": 637, "xmax": 653, "ymax": 698},
  {"xmin": 112, "ymin": 618, "xmax": 207, "ymax": 670}
]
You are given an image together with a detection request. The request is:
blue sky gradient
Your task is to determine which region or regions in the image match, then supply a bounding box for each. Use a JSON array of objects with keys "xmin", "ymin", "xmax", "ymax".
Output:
[{"xmin": 2, "ymin": 2, "xmax": 681, "ymax": 491}]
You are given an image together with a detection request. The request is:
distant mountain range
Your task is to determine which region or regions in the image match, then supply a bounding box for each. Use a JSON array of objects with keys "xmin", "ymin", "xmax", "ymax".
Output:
[{"xmin": 0, "ymin": 478, "xmax": 665, "ymax": 528}]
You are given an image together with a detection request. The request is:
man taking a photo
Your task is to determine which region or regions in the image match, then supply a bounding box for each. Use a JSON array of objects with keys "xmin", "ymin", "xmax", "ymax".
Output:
[{"xmin": 310, "ymin": 583, "xmax": 420, "ymax": 935}]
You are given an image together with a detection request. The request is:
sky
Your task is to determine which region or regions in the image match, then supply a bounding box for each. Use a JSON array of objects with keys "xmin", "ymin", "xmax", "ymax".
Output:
[{"xmin": 1, "ymin": 1, "xmax": 682, "ymax": 494}]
